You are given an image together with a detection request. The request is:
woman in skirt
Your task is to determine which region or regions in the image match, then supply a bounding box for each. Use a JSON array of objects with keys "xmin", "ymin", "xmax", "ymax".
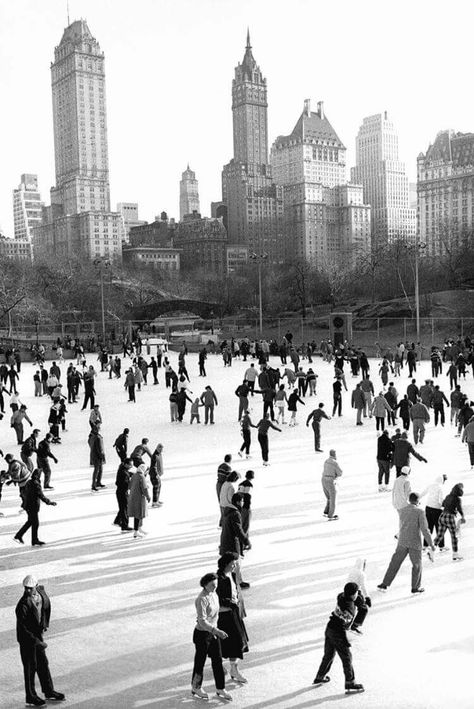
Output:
[{"xmin": 216, "ymin": 552, "xmax": 249, "ymax": 683}]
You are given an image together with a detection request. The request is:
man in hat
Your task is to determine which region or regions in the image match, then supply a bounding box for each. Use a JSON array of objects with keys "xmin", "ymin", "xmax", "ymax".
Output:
[{"xmin": 16, "ymin": 574, "xmax": 65, "ymax": 705}]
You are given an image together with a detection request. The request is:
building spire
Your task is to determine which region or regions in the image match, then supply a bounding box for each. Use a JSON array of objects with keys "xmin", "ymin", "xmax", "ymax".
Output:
[
  {"xmin": 67, "ymin": 0, "xmax": 70, "ymax": 25},
  {"xmin": 246, "ymin": 27, "xmax": 251, "ymax": 49}
]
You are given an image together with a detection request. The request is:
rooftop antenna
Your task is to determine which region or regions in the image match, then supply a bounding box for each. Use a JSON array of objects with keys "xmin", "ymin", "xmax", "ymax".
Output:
[{"xmin": 67, "ymin": 0, "xmax": 70, "ymax": 25}]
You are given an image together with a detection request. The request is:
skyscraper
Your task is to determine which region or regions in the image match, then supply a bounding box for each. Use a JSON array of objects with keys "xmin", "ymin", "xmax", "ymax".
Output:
[
  {"xmin": 221, "ymin": 32, "xmax": 284, "ymax": 261},
  {"xmin": 417, "ymin": 129, "xmax": 474, "ymax": 257},
  {"xmin": 12, "ymin": 174, "xmax": 44, "ymax": 240},
  {"xmin": 34, "ymin": 20, "xmax": 121, "ymax": 260},
  {"xmin": 179, "ymin": 166, "xmax": 200, "ymax": 220},
  {"xmin": 270, "ymin": 100, "xmax": 371, "ymax": 264},
  {"xmin": 351, "ymin": 112, "xmax": 416, "ymax": 247}
]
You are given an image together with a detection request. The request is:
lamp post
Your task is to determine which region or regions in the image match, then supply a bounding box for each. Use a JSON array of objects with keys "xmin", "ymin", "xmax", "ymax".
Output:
[
  {"xmin": 413, "ymin": 238, "xmax": 426, "ymax": 343},
  {"xmin": 93, "ymin": 257, "xmax": 110, "ymax": 341},
  {"xmin": 249, "ymin": 252, "xmax": 268, "ymax": 335}
]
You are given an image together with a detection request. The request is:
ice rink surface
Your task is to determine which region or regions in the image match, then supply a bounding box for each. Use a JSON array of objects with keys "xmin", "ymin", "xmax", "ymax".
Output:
[{"xmin": 0, "ymin": 349, "xmax": 472, "ymax": 708}]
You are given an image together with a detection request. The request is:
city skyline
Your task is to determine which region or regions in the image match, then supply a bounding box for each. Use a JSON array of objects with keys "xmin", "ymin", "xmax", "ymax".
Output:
[{"xmin": 1, "ymin": 0, "xmax": 472, "ymax": 237}]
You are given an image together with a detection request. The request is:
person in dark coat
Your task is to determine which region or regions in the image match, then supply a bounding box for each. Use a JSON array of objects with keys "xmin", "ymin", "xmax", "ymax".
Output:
[
  {"xmin": 113, "ymin": 428, "xmax": 129, "ymax": 461},
  {"xmin": 16, "ymin": 574, "xmax": 65, "ymax": 706},
  {"xmin": 127, "ymin": 464, "xmax": 150, "ymax": 538},
  {"xmin": 177, "ymin": 389, "xmax": 193, "ymax": 423},
  {"xmin": 392, "ymin": 432, "xmax": 427, "ymax": 476},
  {"xmin": 90, "ymin": 425, "xmax": 106, "ymax": 491},
  {"xmin": 14, "ymin": 469, "xmax": 57, "ymax": 546},
  {"xmin": 81, "ymin": 367, "xmax": 96, "ymax": 410},
  {"xmin": 312, "ymin": 582, "xmax": 364, "ymax": 693},
  {"xmin": 216, "ymin": 552, "xmax": 249, "ymax": 684},
  {"xmin": 219, "ymin": 493, "xmax": 251, "ymax": 588},
  {"xmin": 113, "ymin": 458, "xmax": 133, "ymax": 532},
  {"xmin": 396, "ymin": 395, "xmax": 412, "ymax": 430},
  {"xmin": 36, "ymin": 434, "xmax": 58, "ymax": 490},
  {"xmin": 376, "ymin": 430, "xmax": 394, "ymax": 490}
]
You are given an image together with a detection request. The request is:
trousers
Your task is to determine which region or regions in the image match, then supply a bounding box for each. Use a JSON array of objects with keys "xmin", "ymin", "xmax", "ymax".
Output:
[
  {"xmin": 315, "ymin": 626, "xmax": 355, "ymax": 683},
  {"xmin": 321, "ymin": 477, "xmax": 336, "ymax": 517},
  {"xmin": 191, "ymin": 629, "xmax": 225, "ymax": 691},
  {"xmin": 381, "ymin": 544, "xmax": 422, "ymax": 591},
  {"xmin": 20, "ymin": 643, "xmax": 54, "ymax": 702}
]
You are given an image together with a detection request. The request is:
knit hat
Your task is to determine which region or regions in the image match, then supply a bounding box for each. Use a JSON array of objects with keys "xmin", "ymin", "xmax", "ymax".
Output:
[
  {"xmin": 344, "ymin": 581, "xmax": 359, "ymax": 597},
  {"xmin": 23, "ymin": 574, "xmax": 38, "ymax": 588},
  {"xmin": 401, "ymin": 466, "xmax": 410, "ymax": 475}
]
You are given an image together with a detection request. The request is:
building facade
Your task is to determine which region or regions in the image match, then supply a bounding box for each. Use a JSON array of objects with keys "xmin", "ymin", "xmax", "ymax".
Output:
[
  {"xmin": 351, "ymin": 112, "xmax": 416, "ymax": 247},
  {"xmin": 128, "ymin": 213, "xmax": 175, "ymax": 248},
  {"xmin": 270, "ymin": 100, "xmax": 371, "ymax": 264},
  {"xmin": 417, "ymin": 130, "xmax": 474, "ymax": 257},
  {"xmin": 33, "ymin": 20, "xmax": 121, "ymax": 260},
  {"xmin": 179, "ymin": 166, "xmax": 200, "ymax": 220},
  {"xmin": 12, "ymin": 174, "xmax": 44, "ymax": 242},
  {"xmin": 175, "ymin": 212, "xmax": 228, "ymax": 276},
  {"xmin": 0, "ymin": 234, "xmax": 33, "ymax": 261},
  {"xmin": 221, "ymin": 33, "xmax": 284, "ymax": 262},
  {"xmin": 116, "ymin": 203, "xmax": 146, "ymax": 243},
  {"xmin": 122, "ymin": 245, "xmax": 181, "ymax": 271}
]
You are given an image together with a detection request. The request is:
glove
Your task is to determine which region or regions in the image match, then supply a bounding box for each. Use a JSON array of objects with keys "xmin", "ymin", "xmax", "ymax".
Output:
[
  {"xmin": 365, "ymin": 596, "xmax": 372, "ymax": 608},
  {"xmin": 49, "ymin": 501, "xmax": 57, "ymax": 506},
  {"xmin": 38, "ymin": 641, "xmax": 48, "ymax": 649}
]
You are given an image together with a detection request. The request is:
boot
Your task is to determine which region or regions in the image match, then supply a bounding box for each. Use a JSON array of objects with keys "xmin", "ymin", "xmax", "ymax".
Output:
[
  {"xmin": 230, "ymin": 661, "xmax": 247, "ymax": 683},
  {"xmin": 216, "ymin": 689, "xmax": 232, "ymax": 701},
  {"xmin": 191, "ymin": 686, "xmax": 209, "ymax": 700}
]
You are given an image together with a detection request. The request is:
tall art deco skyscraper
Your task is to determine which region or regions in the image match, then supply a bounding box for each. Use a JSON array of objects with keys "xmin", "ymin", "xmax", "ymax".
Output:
[
  {"xmin": 221, "ymin": 32, "xmax": 284, "ymax": 261},
  {"xmin": 351, "ymin": 112, "xmax": 416, "ymax": 247},
  {"xmin": 179, "ymin": 166, "xmax": 200, "ymax": 219},
  {"xmin": 34, "ymin": 20, "xmax": 121, "ymax": 260}
]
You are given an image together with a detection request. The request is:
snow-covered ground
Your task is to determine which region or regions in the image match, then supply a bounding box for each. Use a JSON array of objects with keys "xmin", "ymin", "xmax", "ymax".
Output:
[{"xmin": 0, "ymin": 349, "xmax": 472, "ymax": 708}]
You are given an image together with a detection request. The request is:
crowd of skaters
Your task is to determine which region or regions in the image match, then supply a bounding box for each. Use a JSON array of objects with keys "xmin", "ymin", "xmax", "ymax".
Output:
[{"xmin": 0, "ymin": 329, "xmax": 472, "ymax": 704}]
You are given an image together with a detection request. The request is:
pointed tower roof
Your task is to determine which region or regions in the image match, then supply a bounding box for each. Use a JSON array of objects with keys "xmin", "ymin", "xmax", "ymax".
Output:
[
  {"xmin": 59, "ymin": 19, "xmax": 93, "ymax": 46},
  {"xmin": 241, "ymin": 28, "xmax": 257, "ymax": 79},
  {"xmin": 287, "ymin": 101, "xmax": 344, "ymax": 147}
]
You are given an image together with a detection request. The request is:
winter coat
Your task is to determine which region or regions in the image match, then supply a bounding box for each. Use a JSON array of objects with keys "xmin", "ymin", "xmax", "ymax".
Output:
[
  {"xmin": 127, "ymin": 470, "xmax": 150, "ymax": 519},
  {"xmin": 90, "ymin": 432, "xmax": 105, "ymax": 465},
  {"xmin": 392, "ymin": 475, "xmax": 412, "ymax": 510},
  {"xmin": 16, "ymin": 586, "xmax": 51, "ymax": 647},
  {"xmin": 219, "ymin": 505, "xmax": 249, "ymax": 556},
  {"xmin": 392, "ymin": 438, "xmax": 424, "ymax": 468},
  {"xmin": 346, "ymin": 558, "xmax": 368, "ymax": 598},
  {"xmin": 23, "ymin": 476, "xmax": 53, "ymax": 512},
  {"xmin": 442, "ymin": 484, "xmax": 464, "ymax": 516},
  {"xmin": 377, "ymin": 433, "xmax": 393, "ymax": 461},
  {"xmin": 410, "ymin": 402, "xmax": 430, "ymax": 422},
  {"xmin": 420, "ymin": 476, "xmax": 446, "ymax": 510},
  {"xmin": 371, "ymin": 395, "xmax": 392, "ymax": 417},
  {"xmin": 462, "ymin": 420, "xmax": 474, "ymax": 443}
]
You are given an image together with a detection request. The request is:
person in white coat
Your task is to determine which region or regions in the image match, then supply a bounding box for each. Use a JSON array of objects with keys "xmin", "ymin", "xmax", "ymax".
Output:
[{"xmin": 420, "ymin": 474, "xmax": 448, "ymax": 551}]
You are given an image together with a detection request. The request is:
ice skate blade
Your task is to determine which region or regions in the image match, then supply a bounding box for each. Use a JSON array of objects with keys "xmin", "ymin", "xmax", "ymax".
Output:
[{"xmin": 345, "ymin": 688, "xmax": 365, "ymax": 694}]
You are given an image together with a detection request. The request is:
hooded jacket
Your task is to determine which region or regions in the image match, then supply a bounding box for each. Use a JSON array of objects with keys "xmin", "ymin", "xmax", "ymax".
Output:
[
  {"xmin": 442, "ymin": 484, "xmax": 464, "ymax": 517},
  {"xmin": 346, "ymin": 559, "xmax": 368, "ymax": 597},
  {"xmin": 420, "ymin": 476, "xmax": 446, "ymax": 509}
]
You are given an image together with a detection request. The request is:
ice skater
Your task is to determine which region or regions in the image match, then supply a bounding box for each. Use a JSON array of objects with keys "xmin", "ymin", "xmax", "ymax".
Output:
[
  {"xmin": 312, "ymin": 582, "xmax": 365, "ymax": 694},
  {"xmin": 255, "ymin": 413, "xmax": 281, "ymax": 466},
  {"xmin": 378, "ymin": 492, "xmax": 434, "ymax": 594},
  {"xmin": 306, "ymin": 403, "xmax": 330, "ymax": 452},
  {"xmin": 433, "ymin": 483, "xmax": 466, "ymax": 561}
]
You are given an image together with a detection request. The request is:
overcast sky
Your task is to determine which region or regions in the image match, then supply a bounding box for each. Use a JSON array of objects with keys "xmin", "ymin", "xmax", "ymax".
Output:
[{"xmin": 1, "ymin": 0, "xmax": 472, "ymax": 235}]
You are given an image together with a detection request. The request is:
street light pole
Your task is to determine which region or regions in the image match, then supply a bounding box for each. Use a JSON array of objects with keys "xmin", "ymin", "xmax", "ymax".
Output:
[
  {"xmin": 100, "ymin": 269, "xmax": 105, "ymax": 340},
  {"xmin": 414, "ymin": 238, "xmax": 420, "ymax": 342},
  {"xmin": 94, "ymin": 257, "xmax": 109, "ymax": 341},
  {"xmin": 249, "ymin": 252, "xmax": 268, "ymax": 336}
]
